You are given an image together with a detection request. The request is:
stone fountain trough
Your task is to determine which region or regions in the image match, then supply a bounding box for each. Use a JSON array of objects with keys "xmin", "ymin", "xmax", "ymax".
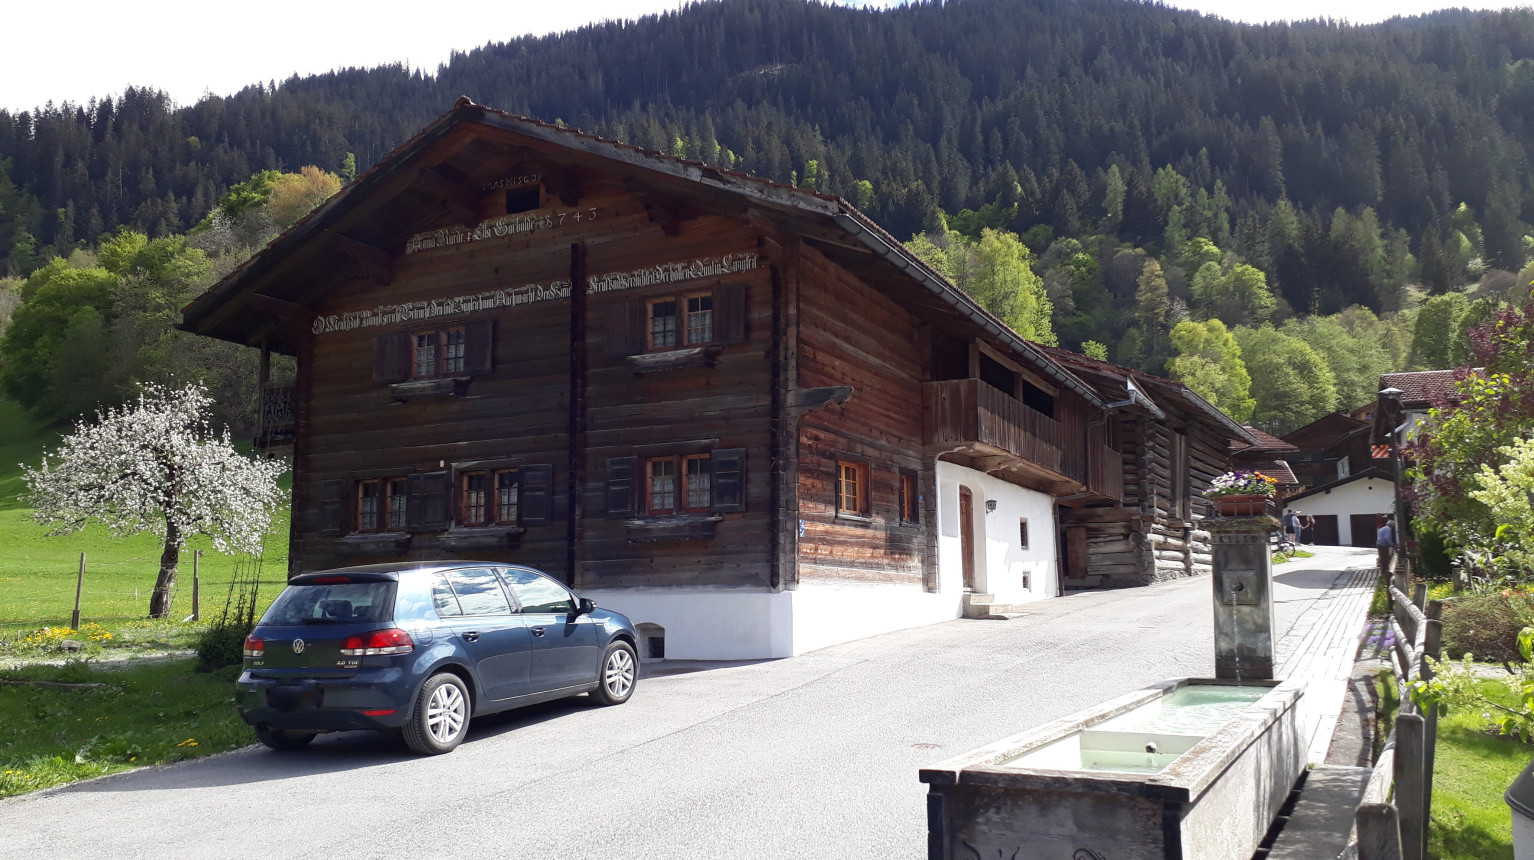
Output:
[{"xmin": 920, "ymin": 677, "xmax": 1304, "ymax": 860}]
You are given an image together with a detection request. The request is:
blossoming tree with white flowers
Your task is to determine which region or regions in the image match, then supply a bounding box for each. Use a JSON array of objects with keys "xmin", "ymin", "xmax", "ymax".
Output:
[{"xmin": 22, "ymin": 384, "xmax": 287, "ymax": 618}]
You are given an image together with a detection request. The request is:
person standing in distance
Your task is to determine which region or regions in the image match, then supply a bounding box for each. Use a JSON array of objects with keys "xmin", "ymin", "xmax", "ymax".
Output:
[
  {"xmin": 1376, "ymin": 514, "xmax": 1396, "ymax": 572},
  {"xmin": 1282, "ymin": 509, "xmax": 1300, "ymax": 546}
]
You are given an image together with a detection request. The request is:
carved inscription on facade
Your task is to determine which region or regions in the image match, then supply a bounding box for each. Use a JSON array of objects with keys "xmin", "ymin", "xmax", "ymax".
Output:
[
  {"xmin": 403, "ymin": 207, "xmax": 599, "ymax": 255},
  {"xmin": 310, "ymin": 253, "xmax": 759, "ymax": 335}
]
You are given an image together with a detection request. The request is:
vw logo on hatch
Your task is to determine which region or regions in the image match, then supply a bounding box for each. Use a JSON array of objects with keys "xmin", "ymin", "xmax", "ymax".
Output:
[{"xmin": 291, "ymin": 638, "xmax": 306, "ymax": 654}]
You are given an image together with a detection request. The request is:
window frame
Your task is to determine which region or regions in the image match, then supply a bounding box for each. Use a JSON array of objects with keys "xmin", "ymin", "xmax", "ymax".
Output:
[
  {"xmin": 356, "ymin": 479, "xmax": 383, "ymax": 533},
  {"xmin": 460, "ymin": 470, "xmax": 490, "ymax": 527},
  {"xmin": 1019, "ymin": 518, "xmax": 1030, "ymax": 549},
  {"xmin": 641, "ymin": 453, "xmax": 714, "ymax": 515},
  {"xmin": 385, "ymin": 477, "xmax": 408, "ymax": 532},
  {"xmin": 492, "ymin": 469, "xmax": 520, "ymax": 526},
  {"xmin": 836, "ymin": 460, "xmax": 870, "ymax": 518},
  {"xmin": 411, "ymin": 326, "xmax": 468, "ymax": 379},
  {"xmin": 646, "ymin": 290, "xmax": 716, "ymax": 353},
  {"xmin": 899, "ymin": 471, "xmax": 920, "ymax": 524}
]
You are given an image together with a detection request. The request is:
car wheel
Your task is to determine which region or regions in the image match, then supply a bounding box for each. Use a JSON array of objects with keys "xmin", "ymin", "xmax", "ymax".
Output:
[
  {"xmin": 403, "ymin": 672, "xmax": 471, "ymax": 755},
  {"xmin": 255, "ymin": 724, "xmax": 315, "ymax": 751},
  {"xmin": 591, "ymin": 640, "xmax": 637, "ymax": 706}
]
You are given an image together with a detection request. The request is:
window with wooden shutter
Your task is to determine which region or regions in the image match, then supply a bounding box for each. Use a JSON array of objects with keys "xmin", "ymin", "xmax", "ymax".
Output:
[
  {"xmin": 711, "ymin": 448, "xmax": 746, "ymax": 513},
  {"xmin": 713, "ymin": 282, "xmax": 747, "ymax": 344},
  {"xmin": 407, "ymin": 471, "xmax": 450, "ymax": 532},
  {"xmin": 899, "ymin": 471, "xmax": 920, "ymax": 524},
  {"xmin": 319, "ymin": 479, "xmax": 346, "ymax": 535},
  {"xmin": 605, "ymin": 456, "xmax": 638, "ymax": 518},
  {"xmin": 605, "ymin": 300, "xmax": 645, "ymax": 357},
  {"xmin": 464, "ymin": 320, "xmax": 494, "ymax": 374},
  {"xmin": 519, "ymin": 464, "xmax": 555, "ymax": 526},
  {"xmin": 373, "ymin": 332, "xmax": 411, "ymax": 384}
]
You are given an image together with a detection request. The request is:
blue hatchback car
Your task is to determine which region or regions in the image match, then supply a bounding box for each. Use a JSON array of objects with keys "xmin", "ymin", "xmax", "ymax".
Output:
[{"xmin": 234, "ymin": 562, "xmax": 639, "ymax": 755}]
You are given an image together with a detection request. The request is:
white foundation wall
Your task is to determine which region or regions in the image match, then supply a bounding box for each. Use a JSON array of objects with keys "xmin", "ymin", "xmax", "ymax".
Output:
[
  {"xmin": 936, "ymin": 461, "xmax": 1059, "ymax": 604},
  {"xmin": 1283, "ymin": 477, "xmax": 1393, "ymax": 546},
  {"xmin": 584, "ymin": 579, "xmax": 967, "ymax": 660}
]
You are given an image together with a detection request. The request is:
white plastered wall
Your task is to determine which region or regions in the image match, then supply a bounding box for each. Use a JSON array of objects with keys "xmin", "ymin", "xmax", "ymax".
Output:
[
  {"xmin": 583, "ymin": 580, "xmax": 968, "ymax": 660},
  {"xmin": 1283, "ymin": 476, "xmax": 1394, "ymax": 546},
  {"xmin": 936, "ymin": 461, "xmax": 1058, "ymax": 605}
]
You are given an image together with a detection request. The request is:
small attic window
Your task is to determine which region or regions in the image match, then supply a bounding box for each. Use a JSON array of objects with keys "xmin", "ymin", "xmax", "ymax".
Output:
[{"xmin": 506, "ymin": 185, "xmax": 540, "ymax": 214}]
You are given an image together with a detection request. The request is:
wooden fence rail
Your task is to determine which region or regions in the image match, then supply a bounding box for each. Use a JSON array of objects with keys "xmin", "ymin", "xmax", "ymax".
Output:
[{"xmin": 1343, "ymin": 574, "xmax": 1443, "ymax": 860}]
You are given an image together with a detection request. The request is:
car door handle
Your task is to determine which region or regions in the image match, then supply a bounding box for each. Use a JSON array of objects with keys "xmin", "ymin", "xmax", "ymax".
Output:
[
  {"xmin": 462, "ymin": 631, "xmax": 480, "ymax": 642},
  {"xmin": 531, "ymin": 627, "xmax": 546, "ymax": 637}
]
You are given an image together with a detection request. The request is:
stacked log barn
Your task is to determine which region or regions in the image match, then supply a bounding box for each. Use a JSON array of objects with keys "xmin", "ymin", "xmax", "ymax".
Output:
[{"xmin": 181, "ymin": 100, "xmax": 1248, "ymax": 659}]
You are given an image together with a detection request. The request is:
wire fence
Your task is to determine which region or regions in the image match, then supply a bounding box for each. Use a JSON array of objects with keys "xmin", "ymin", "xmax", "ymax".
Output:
[{"xmin": 0, "ymin": 554, "xmax": 285, "ymax": 636}]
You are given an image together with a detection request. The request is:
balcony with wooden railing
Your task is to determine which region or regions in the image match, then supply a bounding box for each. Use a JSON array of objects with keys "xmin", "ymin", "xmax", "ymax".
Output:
[
  {"xmin": 927, "ymin": 379, "xmax": 1124, "ymax": 500},
  {"xmin": 256, "ymin": 383, "xmax": 296, "ymax": 447},
  {"xmin": 925, "ymin": 378, "xmax": 1064, "ymax": 474}
]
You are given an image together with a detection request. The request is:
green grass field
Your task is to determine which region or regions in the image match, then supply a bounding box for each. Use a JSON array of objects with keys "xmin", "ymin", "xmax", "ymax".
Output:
[
  {"xmin": 1429, "ymin": 679, "xmax": 1531, "ymax": 860},
  {"xmin": 0, "ymin": 397, "xmax": 289, "ymax": 636},
  {"xmin": 0, "ymin": 659, "xmax": 251, "ymax": 797}
]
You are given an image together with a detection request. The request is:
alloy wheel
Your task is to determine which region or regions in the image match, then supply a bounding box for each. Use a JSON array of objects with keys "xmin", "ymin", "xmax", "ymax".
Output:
[
  {"xmin": 604, "ymin": 648, "xmax": 635, "ymax": 698},
  {"xmin": 427, "ymin": 681, "xmax": 466, "ymax": 744}
]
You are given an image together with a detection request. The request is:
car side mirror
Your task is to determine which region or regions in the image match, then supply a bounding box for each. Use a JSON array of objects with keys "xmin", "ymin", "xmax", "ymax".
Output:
[{"xmin": 577, "ymin": 597, "xmax": 596, "ymax": 616}]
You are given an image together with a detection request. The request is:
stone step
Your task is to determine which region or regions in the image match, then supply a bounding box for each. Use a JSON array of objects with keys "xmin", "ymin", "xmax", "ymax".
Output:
[{"xmin": 961, "ymin": 593, "xmax": 997, "ymax": 605}]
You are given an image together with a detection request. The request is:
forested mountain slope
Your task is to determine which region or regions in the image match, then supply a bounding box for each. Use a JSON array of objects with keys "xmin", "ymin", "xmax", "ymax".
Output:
[{"xmin": 2, "ymin": 0, "xmax": 1532, "ymax": 432}]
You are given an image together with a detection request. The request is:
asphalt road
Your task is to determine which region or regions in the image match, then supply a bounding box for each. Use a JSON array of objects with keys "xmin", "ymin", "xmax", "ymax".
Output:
[{"xmin": 2, "ymin": 546, "xmax": 1374, "ymax": 860}]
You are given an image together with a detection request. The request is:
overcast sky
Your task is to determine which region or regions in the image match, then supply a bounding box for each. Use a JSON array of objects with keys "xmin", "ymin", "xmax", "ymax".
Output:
[{"xmin": 3, "ymin": 0, "xmax": 1530, "ymax": 114}]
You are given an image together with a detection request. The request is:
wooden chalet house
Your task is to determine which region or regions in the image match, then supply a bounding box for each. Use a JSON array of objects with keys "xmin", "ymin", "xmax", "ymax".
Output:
[{"xmin": 182, "ymin": 99, "xmax": 1242, "ymax": 659}]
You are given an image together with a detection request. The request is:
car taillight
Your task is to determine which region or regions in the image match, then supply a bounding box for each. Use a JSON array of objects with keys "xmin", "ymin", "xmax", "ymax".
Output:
[
  {"xmin": 340, "ymin": 628, "xmax": 414, "ymax": 656},
  {"xmin": 243, "ymin": 635, "xmax": 264, "ymax": 658}
]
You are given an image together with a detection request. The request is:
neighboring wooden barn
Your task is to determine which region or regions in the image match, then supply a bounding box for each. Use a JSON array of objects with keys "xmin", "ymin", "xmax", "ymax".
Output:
[
  {"xmin": 1038, "ymin": 348, "xmax": 1256, "ymax": 588},
  {"xmin": 182, "ymin": 99, "xmax": 1238, "ymax": 658}
]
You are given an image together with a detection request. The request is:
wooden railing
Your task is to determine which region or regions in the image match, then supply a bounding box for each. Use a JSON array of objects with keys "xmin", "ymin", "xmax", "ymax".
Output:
[
  {"xmin": 256, "ymin": 383, "xmax": 296, "ymax": 446},
  {"xmin": 925, "ymin": 379, "xmax": 1063, "ymax": 474},
  {"xmin": 1089, "ymin": 444, "xmax": 1123, "ymax": 502},
  {"xmin": 1346, "ymin": 577, "xmax": 1442, "ymax": 860}
]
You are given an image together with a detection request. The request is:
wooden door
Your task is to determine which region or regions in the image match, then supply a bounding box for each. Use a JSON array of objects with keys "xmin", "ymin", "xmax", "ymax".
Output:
[
  {"xmin": 959, "ymin": 487, "xmax": 976, "ymax": 591},
  {"xmin": 1350, "ymin": 514, "xmax": 1379, "ymax": 548},
  {"xmin": 1309, "ymin": 514, "xmax": 1340, "ymax": 546}
]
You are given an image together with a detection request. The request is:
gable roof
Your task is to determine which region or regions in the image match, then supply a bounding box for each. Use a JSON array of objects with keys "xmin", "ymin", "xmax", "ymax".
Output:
[
  {"xmin": 180, "ymin": 98, "xmax": 1106, "ymax": 409},
  {"xmin": 1243, "ymin": 458, "xmax": 1299, "ymax": 487},
  {"xmin": 1232, "ymin": 425, "xmax": 1298, "ymax": 454},
  {"xmin": 1380, "ymin": 370, "xmax": 1462, "ymax": 408},
  {"xmin": 1282, "ymin": 467, "xmax": 1394, "ymax": 506},
  {"xmin": 1281, "ymin": 411, "xmax": 1367, "ymax": 452},
  {"xmin": 1035, "ymin": 345, "xmax": 1257, "ymax": 443}
]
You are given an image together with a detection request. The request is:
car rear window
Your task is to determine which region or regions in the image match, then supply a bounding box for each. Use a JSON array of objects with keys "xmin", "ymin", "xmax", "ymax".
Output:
[{"xmin": 261, "ymin": 581, "xmax": 395, "ymax": 625}]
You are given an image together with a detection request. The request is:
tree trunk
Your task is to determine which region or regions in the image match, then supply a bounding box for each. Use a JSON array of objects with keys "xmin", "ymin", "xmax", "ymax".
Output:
[{"xmin": 150, "ymin": 522, "xmax": 180, "ymax": 619}]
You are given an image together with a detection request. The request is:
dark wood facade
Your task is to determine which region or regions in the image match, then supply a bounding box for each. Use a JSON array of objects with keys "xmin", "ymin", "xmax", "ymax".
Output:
[{"xmin": 182, "ymin": 102, "xmax": 1247, "ymax": 643}]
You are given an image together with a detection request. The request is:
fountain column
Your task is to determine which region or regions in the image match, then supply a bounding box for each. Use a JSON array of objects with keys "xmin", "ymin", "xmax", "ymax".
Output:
[{"xmin": 1208, "ymin": 511, "xmax": 1279, "ymax": 680}]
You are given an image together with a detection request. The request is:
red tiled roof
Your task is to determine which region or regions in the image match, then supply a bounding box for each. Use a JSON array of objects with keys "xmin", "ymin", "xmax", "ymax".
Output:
[
  {"xmin": 1380, "ymin": 370, "xmax": 1463, "ymax": 407},
  {"xmin": 1231, "ymin": 425, "xmax": 1298, "ymax": 453}
]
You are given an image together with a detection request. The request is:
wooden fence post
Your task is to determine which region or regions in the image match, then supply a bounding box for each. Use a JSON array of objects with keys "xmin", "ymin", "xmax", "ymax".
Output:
[
  {"xmin": 1356, "ymin": 803, "xmax": 1405, "ymax": 860},
  {"xmin": 70, "ymin": 553, "xmax": 85, "ymax": 629},
  {"xmin": 1420, "ymin": 604, "xmax": 1444, "ymax": 853},
  {"xmin": 192, "ymin": 550, "xmax": 201, "ymax": 622},
  {"xmin": 1394, "ymin": 713, "xmax": 1426, "ymax": 860}
]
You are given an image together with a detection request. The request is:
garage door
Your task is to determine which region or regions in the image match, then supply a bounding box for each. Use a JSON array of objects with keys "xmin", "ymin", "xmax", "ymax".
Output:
[
  {"xmin": 1308, "ymin": 515, "xmax": 1340, "ymax": 546},
  {"xmin": 1350, "ymin": 514, "xmax": 1379, "ymax": 548}
]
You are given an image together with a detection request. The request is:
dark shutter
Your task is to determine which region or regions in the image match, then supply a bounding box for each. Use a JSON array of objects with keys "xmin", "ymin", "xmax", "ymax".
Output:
[
  {"xmin": 373, "ymin": 332, "xmax": 411, "ymax": 383},
  {"xmin": 605, "ymin": 456, "xmax": 639, "ymax": 518},
  {"xmin": 605, "ymin": 300, "xmax": 646, "ymax": 357},
  {"xmin": 711, "ymin": 448, "xmax": 746, "ymax": 512},
  {"xmin": 714, "ymin": 282, "xmax": 747, "ymax": 344},
  {"xmin": 520, "ymin": 464, "xmax": 555, "ymax": 525},
  {"xmin": 319, "ymin": 479, "xmax": 345, "ymax": 535},
  {"xmin": 464, "ymin": 320, "xmax": 494, "ymax": 375},
  {"xmin": 407, "ymin": 471, "xmax": 450, "ymax": 533}
]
